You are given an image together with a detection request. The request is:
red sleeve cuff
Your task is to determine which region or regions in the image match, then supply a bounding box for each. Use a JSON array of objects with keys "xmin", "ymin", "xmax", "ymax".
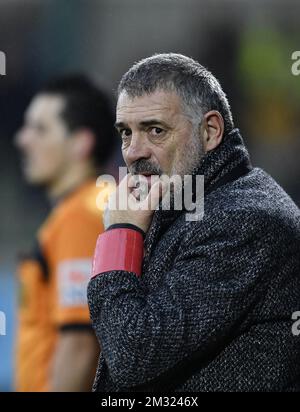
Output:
[{"xmin": 91, "ymin": 228, "xmax": 144, "ymax": 278}]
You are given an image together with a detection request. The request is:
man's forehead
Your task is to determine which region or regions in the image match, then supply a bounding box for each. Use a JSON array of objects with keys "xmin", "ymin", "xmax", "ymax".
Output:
[{"xmin": 116, "ymin": 90, "xmax": 182, "ymax": 123}]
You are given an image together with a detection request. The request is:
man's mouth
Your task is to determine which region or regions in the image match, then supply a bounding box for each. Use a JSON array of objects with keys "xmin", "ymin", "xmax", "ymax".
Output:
[
  {"xmin": 133, "ymin": 173, "xmax": 160, "ymax": 193},
  {"xmin": 139, "ymin": 172, "xmax": 160, "ymax": 182}
]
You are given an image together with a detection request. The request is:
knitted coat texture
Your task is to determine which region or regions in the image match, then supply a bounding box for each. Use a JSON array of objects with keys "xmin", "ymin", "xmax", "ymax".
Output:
[{"xmin": 88, "ymin": 129, "xmax": 300, "ymax": 392}]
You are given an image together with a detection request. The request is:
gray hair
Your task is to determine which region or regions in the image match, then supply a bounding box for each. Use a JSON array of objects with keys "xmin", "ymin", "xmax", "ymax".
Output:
[{"xmin": 118, "ymin": 53, "xmax": 234, "ymax": 134}]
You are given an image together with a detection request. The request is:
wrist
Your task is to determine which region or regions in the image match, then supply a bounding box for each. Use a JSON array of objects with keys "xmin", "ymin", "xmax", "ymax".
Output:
[
  {"xmin": 92, "ymin": 225, "xmax": 144, "ymax": 278},
  {"xmin": 106, "ymin": 223, "xmax": 145, "ymax": 238}
]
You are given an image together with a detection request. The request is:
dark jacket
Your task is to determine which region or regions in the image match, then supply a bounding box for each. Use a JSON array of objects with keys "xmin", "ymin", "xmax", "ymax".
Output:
[{"xmin": 88, "ymin": 129, "xmax": 300, "ymax": 392}]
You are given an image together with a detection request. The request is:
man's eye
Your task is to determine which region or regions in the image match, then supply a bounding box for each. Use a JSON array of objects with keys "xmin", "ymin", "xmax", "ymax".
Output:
[
  {"xmin": 150, "ymin": 127, "xmax": 164, "ymax": 136},
  {"xmin": 120, "ymin": 129, "xmax": 131, "ymax": 139}
]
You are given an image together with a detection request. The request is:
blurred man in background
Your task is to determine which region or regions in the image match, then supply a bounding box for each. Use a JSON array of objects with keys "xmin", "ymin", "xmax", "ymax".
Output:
[{"xmin": 14, "ymin": 75, "xmax": 116, "ymax": 391}]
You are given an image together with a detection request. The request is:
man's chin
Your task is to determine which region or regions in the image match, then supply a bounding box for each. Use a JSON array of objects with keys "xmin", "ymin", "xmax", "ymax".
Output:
[{"xmin": 22, "ymin": 170, "xmax": 49, "ymax": 188}]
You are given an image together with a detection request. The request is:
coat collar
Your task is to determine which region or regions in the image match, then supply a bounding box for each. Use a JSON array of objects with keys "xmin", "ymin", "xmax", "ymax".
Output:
[{"xmin": 143, "ymin": 128, "xmax": 253, "ymax": 266}]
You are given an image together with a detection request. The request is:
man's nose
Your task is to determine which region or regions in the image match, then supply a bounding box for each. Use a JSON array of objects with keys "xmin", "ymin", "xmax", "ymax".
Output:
[
  {"xmin": 125, "ymin": 133, "xmax": 152, "ymax": 165},
  {"xmin": 14, "ymin": 127, "xmax": 31, "ymax": 149}
]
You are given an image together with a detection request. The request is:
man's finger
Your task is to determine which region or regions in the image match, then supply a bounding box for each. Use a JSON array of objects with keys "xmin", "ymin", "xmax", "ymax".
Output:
[{"xmin": 144, "ymin": 180, "xmax": 168, "ymax": 211}]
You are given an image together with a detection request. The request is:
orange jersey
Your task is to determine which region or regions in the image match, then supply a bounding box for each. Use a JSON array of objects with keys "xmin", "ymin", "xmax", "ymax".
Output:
[{"xmin": 15, "ymin": 179, "xmax": 109, "ymax": 392}]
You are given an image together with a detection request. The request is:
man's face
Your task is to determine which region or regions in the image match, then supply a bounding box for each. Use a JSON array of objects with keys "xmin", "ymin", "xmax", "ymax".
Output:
[
  {"xmin": 15, "ymin": 94, "xmax": 73, "ymax": 185},
  {"xmin": 116, "ymin": 90, "xmax": 204, "ymax": 182}
]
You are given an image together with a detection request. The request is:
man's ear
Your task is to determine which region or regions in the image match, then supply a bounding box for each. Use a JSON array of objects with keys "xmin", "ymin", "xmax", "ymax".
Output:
[
  {"xmin": 71, "ymin": 129, "xmax": 95, "ymax": 161},
  {"xmin": 200, "ymin": 110, "xmax": 224, "ymax": 153}
]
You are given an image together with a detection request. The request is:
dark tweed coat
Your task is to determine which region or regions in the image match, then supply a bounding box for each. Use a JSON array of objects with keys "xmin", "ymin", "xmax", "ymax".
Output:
[{"xmin": 88, "ymin": 129, "xmax": 300, "ymax": 392}]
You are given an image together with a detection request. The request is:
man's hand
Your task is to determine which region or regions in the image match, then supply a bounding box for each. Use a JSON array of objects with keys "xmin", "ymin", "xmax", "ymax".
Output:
[{"xmin": 104, "ymin": 173, "xmax": 167, "ymax": 233}]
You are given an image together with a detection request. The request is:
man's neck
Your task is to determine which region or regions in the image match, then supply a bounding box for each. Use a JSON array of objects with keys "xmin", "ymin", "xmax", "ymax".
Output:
[{"xmin": 47, "ymin": 165, "xmax": 95, "ymax": 202}]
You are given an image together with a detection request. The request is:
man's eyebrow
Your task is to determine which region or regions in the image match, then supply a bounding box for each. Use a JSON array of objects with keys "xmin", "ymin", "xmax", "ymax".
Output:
[
  {"xmin": 114, "ymin": 121, "xmax": 128, "ymax": 130},
  {"xmin": 114, "ymin": 119, "xmax": 170, "ymax": 131},
  {"xmin": 139, "ymin": 119, "xmax": 168, "ymax": 128}
]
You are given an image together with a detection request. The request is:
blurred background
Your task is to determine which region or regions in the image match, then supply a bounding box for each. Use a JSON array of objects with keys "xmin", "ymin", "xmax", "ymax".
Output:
[{"xmin": 0, "ymin": 0, "xmax": 299, "ymax": 391}]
